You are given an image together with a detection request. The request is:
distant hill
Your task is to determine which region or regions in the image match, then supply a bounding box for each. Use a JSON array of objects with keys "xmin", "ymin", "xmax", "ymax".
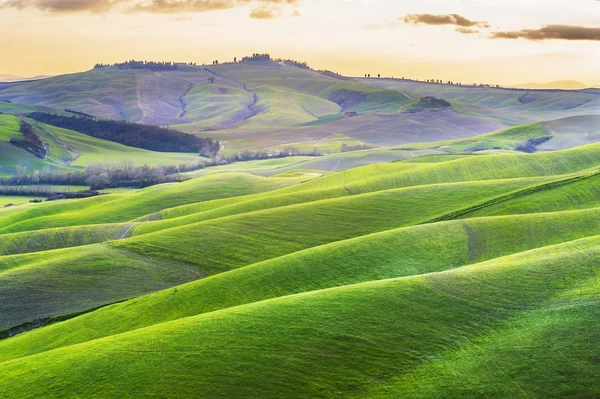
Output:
[
  {"xmin": 362, "ymin": 78, "xmax": 600, "ymax": 121},
  {"xmin": 2, "ymin": 62, "xmax": 599, "ymax": 154},
  {"xmin": 0, "ymin": 74, "xmax": 51, "ymax": 82},
  {"xmin": 511, "ymin": 80, "xmax": 589, "ymax": 90}
]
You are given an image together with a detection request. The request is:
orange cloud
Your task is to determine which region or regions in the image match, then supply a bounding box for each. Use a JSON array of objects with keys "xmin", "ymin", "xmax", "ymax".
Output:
[{"xmin": 491, "ymin": 25, "xmax": 600, "ymax": 41}]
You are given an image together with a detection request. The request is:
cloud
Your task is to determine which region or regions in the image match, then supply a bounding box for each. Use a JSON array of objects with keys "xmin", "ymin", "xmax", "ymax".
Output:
[
  {"xmin": 0, "ymin": 0, "xmax": 126, "ymax": 12},
  {"xmin": 491, "ymin": 25, "xmax": 600, "ymax": 41},
  {"xmin": 402, "ymin": 13, "xmax": 490, "ymax": 29},
  {"xmin": 0, "ymin": 0, "xmax": 300, "ymax": 17},
  {"xmin": 455, "ymin": 27, "xmax": 480, "ymax": 35},
  {"xmin": 249, "ymin": 5, "xmax": 274, "ymax": 19}
]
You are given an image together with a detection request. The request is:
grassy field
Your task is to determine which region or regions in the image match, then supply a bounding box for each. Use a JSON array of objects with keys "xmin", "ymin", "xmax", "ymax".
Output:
[{"xmin": 2, "ymin": 68, "xmax": 600, "ymax": 397}]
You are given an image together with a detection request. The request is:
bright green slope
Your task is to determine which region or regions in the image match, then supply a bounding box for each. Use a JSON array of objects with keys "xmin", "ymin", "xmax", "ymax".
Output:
[
  {"xmin": 0, "ymin": 114, "xmax": 202, "ymax": 175},
  {"xmin": 0, "ymin": 172, "xmax": 298, "ymax": 234},
  {"xmin": 0, "ymin": 235, "xmax": 599, "ymax": 398},
  {"xmin": 0, "ymin": 223, "xmax": 132, "ymax": 256},
  {"xmin": 3, "ymin": 207, "xmax": 600, "ymax": 363},
  {"xmin": 112, "ymin": 178, "xmax": 547, "ymax": 272},
  {"xmin": 2, "ymin": 139, "xmax": 600, "ymax": 397}
]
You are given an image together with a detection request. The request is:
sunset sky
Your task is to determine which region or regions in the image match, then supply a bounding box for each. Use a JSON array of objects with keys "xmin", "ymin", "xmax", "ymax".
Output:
[{"xmin": 1, "ymin": 0, "xmax": 599, "ymax": 85}]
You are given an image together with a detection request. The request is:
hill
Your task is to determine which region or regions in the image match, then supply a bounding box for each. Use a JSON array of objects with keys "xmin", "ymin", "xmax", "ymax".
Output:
[
  {"xmin": 1, "ymin": 140, "xmax": 600, "ymax": 396},
  {"xmin": 0, "ymin": 74, "xmax": 50, "ymax": 83},
  {"xmin": 361, "ymin": 78, "xmax": 600, "ymax": 121},
  {"xmin": 0, "ymin": 62, "xmax": 547, "ymax": 153},
  {"xmin": 511, "ymin": 80, "xmax": 589, "ymax": 90},
  {"xmin": 0, "ymin": 114, "xmax": 202, "ymax": 175}
]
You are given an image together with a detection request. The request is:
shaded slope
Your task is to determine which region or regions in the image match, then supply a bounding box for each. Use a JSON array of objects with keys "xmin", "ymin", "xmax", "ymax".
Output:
[{"xmin": 0, "ymin": 245, "xmax": 204, "ymax": 330}]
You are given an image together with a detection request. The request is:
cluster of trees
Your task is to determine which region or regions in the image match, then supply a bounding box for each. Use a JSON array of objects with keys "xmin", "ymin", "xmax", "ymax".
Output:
[
  {"xmin": 279, "ymin": 59, "xmax": 310, "ymax": 69},
  {"xmin": 214, "ymin": 146, "xmax": 321, "ymax": 164},
  {"xmin": 0, "ymin": 161, "xmax": 206, "ymax": 190},
  {"xmin": 419, "ymin": 78, "xmax": 502, "ymax": 88},
  {"xmin": 0, "ymin": 185, "xmax": 56, "ymax": 197},
  {"xmin": 241, "ymin": 54, "xmax": 272, "ymax": 63},
  {"xmin": 27, "ymin": 113, "xmax": 220, "ymax": 156},
  {"xmin": 0, "ymin": 165, "xmax": 88, "ymax": 186},
  {"xmin": 84, "ymin": 162, "xmax": 184, "ymax": 189},
  {"xmin": 9, "ymin": 119, "xmax": 47, "ymax": 159},
  {"xmin": 94, "ymin": 61, "xmax": 197, "ymax": 71}
]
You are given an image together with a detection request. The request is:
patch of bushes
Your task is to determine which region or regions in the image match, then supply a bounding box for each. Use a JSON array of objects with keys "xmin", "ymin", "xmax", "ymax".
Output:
[{"xmin": 85, "ymin": 163, "xmax": 184, "ymax": 190}]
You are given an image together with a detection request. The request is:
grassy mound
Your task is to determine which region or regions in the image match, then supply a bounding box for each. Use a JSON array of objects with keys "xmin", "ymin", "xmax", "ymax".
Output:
[
  {"xmin": 1, "ymin": 235, "xmax": 599, "ymax": 398},
  {"xmin": 4, "ymin": 207, "xmax": 600, "ymax": 363}
]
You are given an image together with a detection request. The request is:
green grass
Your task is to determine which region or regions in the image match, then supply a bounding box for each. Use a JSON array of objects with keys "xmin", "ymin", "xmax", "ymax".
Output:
[
  {"xmin": 0, "ymin": 114, "xmax": 203, "ymax": 174},
  {"xmin": 0, "ymin": 196, "xmax": 43, "ymax": 207},
  {"xmin": 0, "ymin": 245, "xmax": 204, "ymax": 330},
  {"xmin": 113, "ymin": 178, "xmax": 551, "ymax": 271},
  {"xmin": 0, "ymin": 101, "xmax": 70, "ymax": 117},
  {"xmin": 3, "ymin": 131, "xmax": 600, "ymax": 397},
  {"xmin": 458, "ymin": 171, "xmax": 600, "ymax": 218},
  {"xmin": 407, "ymin": 122, "xmax": 550, "ymax": 153},
  {"xmin": 5, "ymin": 207, "xmax": 600, "ymax": 363},
  {"xmin": 0, "ymin": 223, "xmax": 133, "ymax": 256},
  {"xmin": 0, "ymin": 172, "xmax": 299, "ymax": 234},
  {"xmin": 1, "ymin": 235, "xmax": 600, "ymax": 398}
]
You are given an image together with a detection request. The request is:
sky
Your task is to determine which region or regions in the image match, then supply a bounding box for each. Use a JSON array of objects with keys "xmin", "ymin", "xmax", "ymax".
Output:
[{"xmin": 0, "ymin": 0, "xmax": 599, "ymax": 85}]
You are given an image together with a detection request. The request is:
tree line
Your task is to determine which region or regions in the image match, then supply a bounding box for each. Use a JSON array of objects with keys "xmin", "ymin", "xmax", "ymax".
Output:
[
  {"xmin": 0, "ymin": 163, "xmax": 187, "ymax": 190},
  {"xmin": 94, "ymin": 60, "xmax": 197, "ymax": 71},
  {"xmin": 27, "ymin": 113, "xmax": 220, "ymax": 156}
]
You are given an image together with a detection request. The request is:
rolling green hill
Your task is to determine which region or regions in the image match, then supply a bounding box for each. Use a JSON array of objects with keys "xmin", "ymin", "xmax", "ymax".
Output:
[
  {"xmin": 0, "ymin": 114, "xmax": 202, "ymax": 175},
  {"xmin": 2, "ymin": 139, "xmax": 600, "ymax": 397}
]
